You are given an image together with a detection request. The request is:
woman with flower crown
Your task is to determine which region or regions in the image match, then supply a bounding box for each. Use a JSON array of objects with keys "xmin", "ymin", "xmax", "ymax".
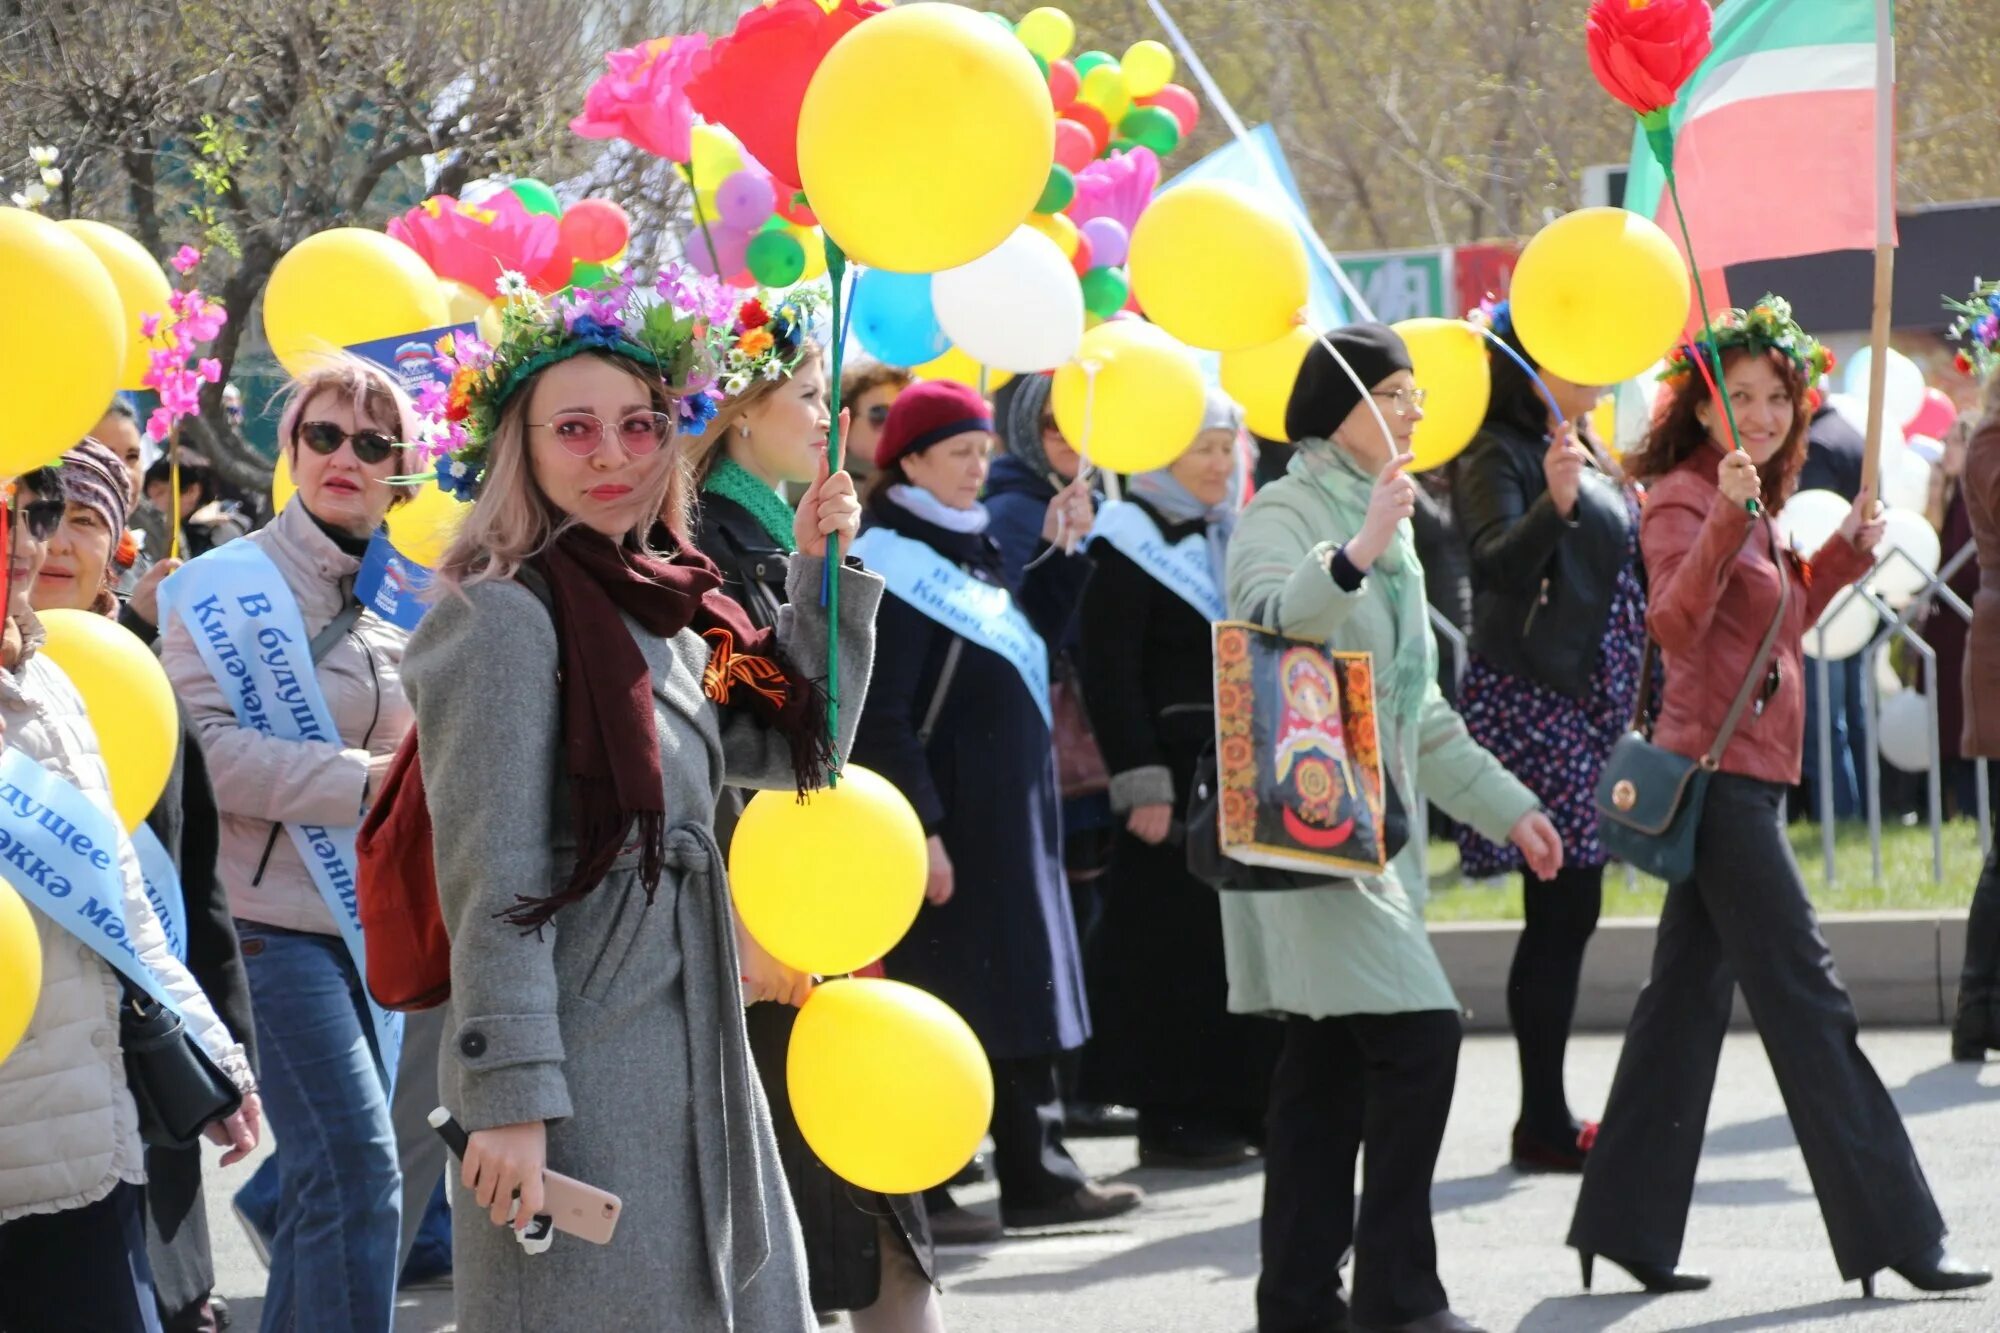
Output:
[
  {"xmin": 400, "ymin": 267, "xmax": 879, "ymax": 1331},
  {"xmin": 1568, "ymin": 298, "xmax": 1988, "ymax": 1302},
  {"xmin": 683, "ymin": 290, "xmax": 940, "ymax": 1330}
]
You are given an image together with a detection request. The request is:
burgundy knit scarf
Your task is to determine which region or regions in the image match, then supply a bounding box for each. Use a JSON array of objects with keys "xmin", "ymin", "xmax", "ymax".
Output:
[{"xmin": 502, "ymin": 526, "xmax": 831, "ymax": 932}]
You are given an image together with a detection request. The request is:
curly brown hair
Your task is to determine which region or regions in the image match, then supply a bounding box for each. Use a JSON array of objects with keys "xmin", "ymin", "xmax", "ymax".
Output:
[{"xmin": 1623, "ymin": 346, "xmax": 1813, "ymax": 514}]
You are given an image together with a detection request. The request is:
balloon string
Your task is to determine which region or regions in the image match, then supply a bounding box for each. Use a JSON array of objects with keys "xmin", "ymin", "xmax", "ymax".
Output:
[
  {"xmin": 1664, "ymin": 167, "xmax": 1757, "ymax": 516},
  {"xmin": 1024, "ymin": 362, "xmax": 1097, "ymax": 575},
  {"xmin": 1311, "ymin": 331, "xmax": 1400, "ymax": 476},
  {"xmin": 1466, "ymin": 323, "xmax": 1567, "ymax": 430}
]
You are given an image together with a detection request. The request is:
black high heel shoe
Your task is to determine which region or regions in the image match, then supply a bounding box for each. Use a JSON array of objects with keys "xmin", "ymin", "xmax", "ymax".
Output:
[
  {"xmin": 1860, "ymin": 1244, "xmax": 1992, "ymax": 1298},
  {"xmin": 1578, "ymin": 1250, "xmax": 1713, "ymax": 1293}
]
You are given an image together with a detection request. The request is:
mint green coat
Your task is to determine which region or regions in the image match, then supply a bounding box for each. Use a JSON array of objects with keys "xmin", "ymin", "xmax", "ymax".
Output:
[{"xmin": 1219, "ymin": 445, "xmax": 1539, "ymax": 1018}]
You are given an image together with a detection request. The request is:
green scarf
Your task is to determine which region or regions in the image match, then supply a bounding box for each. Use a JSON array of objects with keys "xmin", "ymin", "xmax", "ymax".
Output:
[
  {"xmin": 702, "ymin": 456, "xmax": 796, "ymax": 552},
  {"xmin": 1287, "ymin": 440, "xmax": 1436, "ymax": 731}
]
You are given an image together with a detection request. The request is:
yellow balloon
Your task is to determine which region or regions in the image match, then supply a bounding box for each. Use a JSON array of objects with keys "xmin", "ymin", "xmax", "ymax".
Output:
[
  {"xmin": 1588, "ymin": 392, "xmax": 1619, "ymax": 458},
  {"xmin": 1393, "ymin": 318, "xmax": 1490, "ymax": 472},
  {"xmin": 0, "ymin": 880, "xmax": 39, "ymax": 1065},
  {"xmin": 729, "ymin": 766, "xmax": 927, "ymax": 975},
  {"xmin": 799, "ymin": 4, "xmax": 1054, "ymax": 274},
  {"xmin": 60, "ymin": 220, "xmax": 172, "ymax": 392},
  {"xmin": 272, "ymin": 452, "xmax": 296, "ymax": 512},
  {"xmin": 1078, "ymin": 63, "xmax": 1130, "ymax": 124},
  {"xmin": 1129, "ymin": 183, "xmax": 1308, "ymax": 353},
  {"xmin": 438, "ymin": 279, "xmax": 487, "ymax": 325},
  {"xmin": 1509, "ymin": 207, "xmax": 1690, "ymax": 387},
  {"xmin": 476, "ymin": 298, "xmax": 506, "ymax": 346},
  {"xmin": 385, "ymin": 482, "xmax": 463, "ymax": 569},
  {"xmin": 263, "ymin": 228, "xmax": 449, "ymax": 377},
  {"xmin": 1015, "ymin": 5, "xmax": 1076, "ymax": 60},
  {"xmin": 1052, "ymin": 320, "xmax": 1206, "ymax": 473},
  {"xmin": 788, "ymin": 979, "xmax": 993, "ymax": 1194},
  {"xmin": 1122, "ymin": 39, "xmax": 1175, "ymax": 98},
  {"xmin": 1026, "ymin": 209, "xmax": 1079, "ymax": 259},
  {"xmin": 791, "ymin": 225, "xmax": 829, "ymax": 282},
  {"xmin": 690, "ymin": 124, "xmax": 745, "ymax": 191},
  {"xmin": 38, "ymin": 609, "xmax": 176, "ymax": 832},
  {"xmin": 912, "ymin": 344, "xmax": 1013, "ymax": 393},
  {"xmin": 1221, "ymin": 325, "xmax": 1316, "ymax": 440},
  {"xmin": 0, "ymin": 207, "xmax": 125, "ymax": 476}
]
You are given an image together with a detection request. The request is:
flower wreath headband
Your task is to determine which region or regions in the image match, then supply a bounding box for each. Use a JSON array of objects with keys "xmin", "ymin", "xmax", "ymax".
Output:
[
  {"xmin": 1661, "ymin": 294, "xmax": 1834, "ymax": 393},
  {"xmin": 1944, "ymin": 279, "xmax": 2000, "ymax": 380},
  {"xmin": 406, "ymin": 265, "xmax": 826, "ymax": 501}
]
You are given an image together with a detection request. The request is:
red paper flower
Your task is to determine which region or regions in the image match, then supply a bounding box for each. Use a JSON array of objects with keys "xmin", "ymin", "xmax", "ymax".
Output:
[
  {"xmin": 738, "ymin": 299, "xmax": 770, "ymax": 329},
  {"xmin": 685, "ymin": 0, "xmax": 885, "ymax": 189},
  {"xmin": 572, "ymin": 35, "xmax": 710, "ymax": 165},
  {"xmin": 1586, "ymin": 0, "xmax": 1713, "ymax": 121}
]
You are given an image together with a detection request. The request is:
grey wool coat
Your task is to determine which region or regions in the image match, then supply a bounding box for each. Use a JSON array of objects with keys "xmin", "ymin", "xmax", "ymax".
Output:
[{"xmin": 402, "ymin": 555, "xmax": 883, "ymax": 1333}]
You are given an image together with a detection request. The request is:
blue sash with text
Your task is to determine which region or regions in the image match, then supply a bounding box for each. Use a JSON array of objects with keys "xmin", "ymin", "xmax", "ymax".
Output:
[
  {"xmin": 0, "ymin": 748, "xmax": 186, "ymax": 1017},
  {"xmin": 131, "ymin": 823, "xmax": 185, "ymax": 963},
  {"xmin": 851, "ymin": 527, "xmax": 1052, "ymax": 727},
  {"xmin": 1088, "ymin": 500, "xmax": 1226, "ymax": 622},
  {"xmin": 163, "ymin": 542, "xmax": 403, "ymax": 1082}
]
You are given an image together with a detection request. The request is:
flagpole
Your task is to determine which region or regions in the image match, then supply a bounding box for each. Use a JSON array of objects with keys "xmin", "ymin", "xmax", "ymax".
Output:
[{"xmin": 1860, "ymin": 0, "xmax": 1896, "ymax": 497}]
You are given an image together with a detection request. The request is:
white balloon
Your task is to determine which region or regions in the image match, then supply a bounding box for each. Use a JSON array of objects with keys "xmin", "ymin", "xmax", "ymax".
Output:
[
  {"xmin": 1906, "ymin": 433, "xmax": 1944, "ymax": 465},
  {"xmin": 1825, "ymin": 392, "xmax": 1906, "ymax": 459},
  {"xmin": 1842, "ymin": 346, "xmax": 1927, "ymax": 432},
  {"xmin": 931, "ymin": 226, "xmax": 1084, "ymax": 373},
  {"xmin": 1806, "ymin": 588, "xmax": 1882, "ymax": 661},
  {"xmin": 1867, "ymin": 506, "xmax": 1942, "ymax": 607},
  {"xmin": 1872, "ymin": 645, "xmax": 1902, "ymax": 698},
  {"xmin": 1782, "ymin": 489, "xmax": 1851, "ymax": 555},
  {"xmin": 1878, "ymin": 689, "xmax": 1933, "ymax": 773},
  {"xmin": 1881, "ymin": 446, "xmax": 1932, "ymax": 515}
]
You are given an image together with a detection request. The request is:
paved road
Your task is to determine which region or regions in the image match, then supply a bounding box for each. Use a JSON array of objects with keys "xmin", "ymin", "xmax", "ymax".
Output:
[{"xmin": 206, "ymin": 1030, "xmax": 2000, "ymax": 1331}]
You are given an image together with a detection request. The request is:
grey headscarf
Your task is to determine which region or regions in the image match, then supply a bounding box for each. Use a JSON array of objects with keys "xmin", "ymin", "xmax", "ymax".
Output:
[
  {"xmin": 997, "ymin": 373, "xmax": 1057, "ymax": 483},
  {"xmin": 1125, "ymin": 387, "xmax": 1247, "ymax": 591}
]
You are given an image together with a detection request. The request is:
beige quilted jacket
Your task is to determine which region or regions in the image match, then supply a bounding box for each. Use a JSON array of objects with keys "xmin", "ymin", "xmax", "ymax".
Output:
[{"xmin": 0, "ymin": 612, "xmax": 254, "ymax": 1222}]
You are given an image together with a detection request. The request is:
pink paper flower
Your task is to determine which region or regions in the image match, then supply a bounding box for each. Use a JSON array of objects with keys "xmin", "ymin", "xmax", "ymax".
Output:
[
  {"xmin": 169, "ymin": 245, "xmax": 203, "ymax": 275},
  {"xmin": 571, "ymin": 35, "xmax": 712, "ymax": 164},
  {"xmin": 198, "ymin": 358, "xmax": 222, "ymax": 384},
  {"xmin": 139, "ymin": 312, "xmax": 162, "ymax": 339},
  {"xmin": 389, "ymin": 193, "xmax": 560, "ymax": 298},
  {"xmin": 145, "ymin": 407, "xmax": 175, "ymax": 443},
  {"xmin": 1070, "ymin": 148, "xmax": 1162, "ymax": 235}
]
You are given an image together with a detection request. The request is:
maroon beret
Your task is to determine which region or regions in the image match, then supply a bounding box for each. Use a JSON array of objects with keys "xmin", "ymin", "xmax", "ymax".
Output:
[{"xmin": 873, "ymin": 379, "xmax": 993, "ymax": 470}]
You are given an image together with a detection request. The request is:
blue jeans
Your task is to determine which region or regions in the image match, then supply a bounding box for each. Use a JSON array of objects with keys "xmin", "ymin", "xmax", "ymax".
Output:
[
  {"xmin": 236, "ymin": 922, "xmax": 400, "ymax": 1333},
  {"xmin": 1802, "ymin": 657, "xmax": 1870, "ymax": 819}
]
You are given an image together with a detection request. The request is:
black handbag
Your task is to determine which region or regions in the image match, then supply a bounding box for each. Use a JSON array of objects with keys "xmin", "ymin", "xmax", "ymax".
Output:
[
  {"xmin": 1185, "ymin": 742, "xmax": 1410, "ymax": 893},
  {"xmin": 120, "ymin": 979, "xmax": 241, "ymax": 1149},
  {"xmin": 1594, "ymin": 520, "xmax": 1788, "ymax": 884}
]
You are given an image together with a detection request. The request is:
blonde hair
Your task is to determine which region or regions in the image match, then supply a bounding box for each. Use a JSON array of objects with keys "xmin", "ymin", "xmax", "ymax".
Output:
[
  {"xmin": 272, "ymin": 354, "xmax": 422, "ymax": 510},
  {"xmin": 684, "ymin": 341, "xmax": 825, "ymax": 482},
  {"xmin": 430, "ymin": 350, "xmax": 690, "ymax": 592}
]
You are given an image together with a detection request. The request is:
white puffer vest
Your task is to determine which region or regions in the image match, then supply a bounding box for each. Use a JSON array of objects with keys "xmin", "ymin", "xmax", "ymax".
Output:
[{"xmin": 0, "ymin": 613, "xmax": 253, "ymax": 1222}]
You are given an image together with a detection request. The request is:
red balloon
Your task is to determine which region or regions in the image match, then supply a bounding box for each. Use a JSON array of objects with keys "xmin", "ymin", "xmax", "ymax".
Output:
[
  {"xmin": 1048, "ymin": 59, "xmax": 1079, "ymax": 110},
  {"xmin": 529, "ymin": 244, "xmax": 581, "ymax": 294},
  {"xmin": 1068, "ymin": 103, "xmax": 1112, "ymax": 155},
  {"xmin": 726, "ymin": 268, "xmax": 758, "ymax": 289},
  {"xmin": 559, "ymin": 199, "xmax": 631, "ymax": 264},
  {"xmin": 1054, "ymin": 120, "xmax": 1095, "ymax": 174},
  {"xmin": 1905, "ymin": 386, "xmax": 1958, "ymax": 440},
  {"xmin": 1139, "ymin": 84, "xmax": 1201, "ymax": 136},
  {"xmin": 1070, "ymin": 232, "xmax": 1095, "ymax": 278},
  {"xmin": 773, "ymin": 180, "xmax": 818, "ymax": 227}
]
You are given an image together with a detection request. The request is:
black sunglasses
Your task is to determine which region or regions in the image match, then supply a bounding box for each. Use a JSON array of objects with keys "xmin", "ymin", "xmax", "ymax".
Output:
[
  {"xmin": 298, "ymin": 420, "xmax": 400, "ymax": 465},
  {"xmin": 14, "ymin": 498, "xmax": 64, "ymax": 541}
]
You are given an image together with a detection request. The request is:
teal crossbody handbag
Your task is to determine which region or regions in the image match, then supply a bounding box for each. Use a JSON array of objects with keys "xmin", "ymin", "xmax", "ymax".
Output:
[{"xmin": 1595, "ymin": 521, "xmax": 1789, "ymax": 884}]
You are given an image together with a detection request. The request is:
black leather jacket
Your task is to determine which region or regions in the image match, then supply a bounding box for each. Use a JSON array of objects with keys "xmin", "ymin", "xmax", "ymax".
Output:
[
  {"xmin": 690, "ymin": 490, "xmax": 790, "ymax": 631},
  {"xmin": 1452, "ymin": 422, "xmax": 1636, "ymax": 701}
]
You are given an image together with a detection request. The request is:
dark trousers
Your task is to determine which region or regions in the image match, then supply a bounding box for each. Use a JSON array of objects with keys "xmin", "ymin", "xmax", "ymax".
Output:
[
  {"xmin": 1509, "ymin": 865, "xmax": 1603, "ymax": 1141},
  {"xmin": 991, "ymin": 1053, "xmax": 1090, "ymax": 1209},
  {"xmin": 1569, "ymin": 774, "xmax": 1944, "ymax": 1280},
  {"xmin": 1959, "ymin": 803, "xmax": 2000, "ymax": 1002},
  {"xmin": 1257, "ymin": 1010, "xmax": 1462, "ymax": 1332},
  {"xmin": 0, "ymin": 1182, "xmax": 164, "ymax": 1333}
]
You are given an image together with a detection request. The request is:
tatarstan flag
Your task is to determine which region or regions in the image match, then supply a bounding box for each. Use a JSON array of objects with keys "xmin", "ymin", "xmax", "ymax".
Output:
[{"xmin": 1623, "ymin": 0, "xmax": 1891, "ymax": 272}]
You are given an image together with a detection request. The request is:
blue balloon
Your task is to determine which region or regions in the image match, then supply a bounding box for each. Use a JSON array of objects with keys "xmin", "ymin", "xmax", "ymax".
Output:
[{"xmin": 850, "ymin": 269, "xmax": 949, "ymax": 367}]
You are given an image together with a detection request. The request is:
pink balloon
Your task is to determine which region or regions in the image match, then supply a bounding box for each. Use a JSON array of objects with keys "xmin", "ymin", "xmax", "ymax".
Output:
[
  {"xmin": 1048, "ymin": 59, "xmax": 1079, "ymax": 110},
  {"xmin": 1905, "ymin": 386, "xmax": 1957, "ymax": 440},
  {"xmin": 1079, "ymin": 217, "xmax": 1129, "ymax": 268},
  {"xmin": 1140, "ymin": 84, "xmax": 1201, "ymax": 136},
  {"xmin": 1054, "ymin": 120, "xmax": 1095, "ymax": 174},
  {"xmin": 716, "ymin": 171, "xmax": 777, "ymax": 230},
  {"xmin": 684, "ymin": 227, "xmax": 721, "ymax": 276}
]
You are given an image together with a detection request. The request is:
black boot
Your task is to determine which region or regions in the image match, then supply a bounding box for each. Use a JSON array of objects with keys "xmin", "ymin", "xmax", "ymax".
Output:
[
  {"xmin": 1860, "ymin": 1243, "xmax": 1992, "ymax": 1297},
  {"xmin": 1950, "ymin": 990, "xmax": 1999, "ymax": 1063}
]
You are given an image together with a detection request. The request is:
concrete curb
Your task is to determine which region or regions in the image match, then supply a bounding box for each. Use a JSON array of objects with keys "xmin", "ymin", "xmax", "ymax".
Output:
[{"xmin": 1433, "ymin": 909, "xmax": 1970, "ymax": 1032}]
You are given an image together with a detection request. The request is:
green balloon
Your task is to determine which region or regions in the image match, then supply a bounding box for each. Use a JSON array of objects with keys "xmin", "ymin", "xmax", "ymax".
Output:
[
  {"xmin": 758, "ymin": 214, "xmax": 790, "ymax": 234},
  {"xmin": 1121, "ymin": 106, "xmax": 1183, "ymax": 156},
  {"xmin": 1074, "ymin": 50, "xmax": 1115, "ymax": 77},
  {"xmin": 1080, "ymin": 266, "xmax": 1130, "ymax": 319},
  {"xmin": 1031, "ymin": 52, "xmax": 1050, "ymax": 80},
  {"xmin": 509, "ymin": 178, "xmax": 563, "ymax": 218},
  {"xmin": 1109, "ymin": 137, "xmax": 1139, "ymax": 156},
  {"xmin": 569, "ymin": 261, "xmax": 614, "ymax": 289},
  {"xmin": 746, "ymin": 230, "xmax": 807, "ymax": 288},
  {"xmin": 983, "ymin": 11, "xmax": 1014, "ymax": 30},
  {"xmin": 1037, "ymin": 165, "xmax": 1077, "ymax": 215}
]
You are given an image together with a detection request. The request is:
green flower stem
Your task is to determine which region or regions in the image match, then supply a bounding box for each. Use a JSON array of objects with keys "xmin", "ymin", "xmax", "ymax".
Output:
[
  {"xmin": 1664, "ymin": 164, "xmax": 1759, "ymax": 516},
  {"xmin": 821, "ymin": 234, "xmax": 849, "ymax": 785},
  {"xmin": 684, "ymin": 162, "xmax": 724, "ymax": 280}
]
